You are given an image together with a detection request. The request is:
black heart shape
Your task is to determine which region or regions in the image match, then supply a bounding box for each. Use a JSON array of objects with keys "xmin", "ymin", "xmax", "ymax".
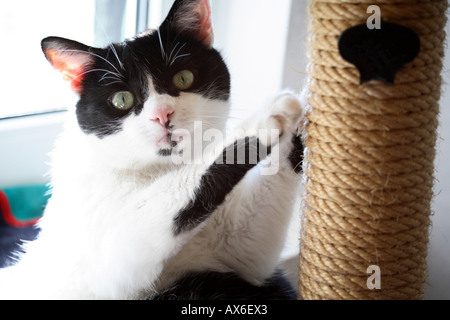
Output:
[{"xmin": 338, "ymin": 23, "xmax": 421, "ymax": 84}]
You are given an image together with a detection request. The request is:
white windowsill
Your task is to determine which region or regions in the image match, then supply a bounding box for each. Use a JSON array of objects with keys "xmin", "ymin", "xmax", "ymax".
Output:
[{"xmin": 0, "ymin": 111, "xmax": 67, "ymax": 188}]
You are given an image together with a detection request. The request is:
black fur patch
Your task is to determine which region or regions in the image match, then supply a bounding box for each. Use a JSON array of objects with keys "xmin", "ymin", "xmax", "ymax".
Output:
[
  {"xmin": 151, "ymin": 271, "xmax": 297, "ymax": 300},
  {"xmin": 288, "ymin": 134, "xmax": 304, "ymax": 174},
  {"xmin": 72, "ymin": 43, "xmax": 149, "ymax": 137},
  {"xmin": 173, "ymin": 137, "xmax": 271, "ymax": 236}
]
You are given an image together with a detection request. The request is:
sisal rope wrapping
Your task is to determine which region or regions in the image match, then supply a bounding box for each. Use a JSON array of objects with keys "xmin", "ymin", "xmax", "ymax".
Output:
[{"xmin": 299, "ymin": 0, "xmax": 447, "ymax": 300}]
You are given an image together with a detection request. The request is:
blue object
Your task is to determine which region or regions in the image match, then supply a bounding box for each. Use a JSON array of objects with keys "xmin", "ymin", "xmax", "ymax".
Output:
[{"xmin": 0, "ymin": 185, "xmax": 50, "ymax": 268}]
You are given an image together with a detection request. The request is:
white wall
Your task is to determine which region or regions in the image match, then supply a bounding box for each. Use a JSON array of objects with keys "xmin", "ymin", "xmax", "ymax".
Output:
[
  {"xmin": 0, "ymin": 113, "xmax": 65, "ymax": 187},
  {"xmin": 211, "ymin": 0, "xmax": 293, "ymax": 128},
  {"xmin": 425, "ymin": 18, "xmax": 450, "ymax": 300}
]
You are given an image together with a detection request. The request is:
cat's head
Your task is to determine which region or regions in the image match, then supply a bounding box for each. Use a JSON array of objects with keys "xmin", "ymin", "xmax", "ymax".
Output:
[{"xmin": 42, "ymin": 0, "xmax": 230, "ymax": 169}]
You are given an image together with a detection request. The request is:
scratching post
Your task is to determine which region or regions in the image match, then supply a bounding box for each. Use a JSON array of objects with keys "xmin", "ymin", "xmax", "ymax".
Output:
[{"xmin": 299, "ymin": 0, "xmax": 447, "ymax": 300}]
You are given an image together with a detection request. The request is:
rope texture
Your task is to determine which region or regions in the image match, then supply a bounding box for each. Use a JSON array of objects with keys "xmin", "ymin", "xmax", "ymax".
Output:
[{"xmin": 299, "ymin": 0, "xmax": 447, "ymax": 300}]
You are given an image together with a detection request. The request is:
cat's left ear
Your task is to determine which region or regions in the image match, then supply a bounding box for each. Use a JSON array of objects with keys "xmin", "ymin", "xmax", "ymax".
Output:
[
  {"xmin": 161, "ymin": 0, "xmax": 214, "ymax": 48},
  {"xmin": 41, "ymin": 37, "xmax": 95, "ymax": 94}
]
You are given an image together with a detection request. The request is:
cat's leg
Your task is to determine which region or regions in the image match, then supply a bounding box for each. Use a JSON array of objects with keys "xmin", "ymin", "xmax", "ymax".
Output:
[
  {"xmin": 211, "ymin": 92, "xmax": 305, "ymax": 284},
  {"xmin": 151, "ymin": 93, "xmax": 304, "ymax": 296},
  {"xmin": 173, "ymin": 136, "xmax": 274, "ymax": 235}
]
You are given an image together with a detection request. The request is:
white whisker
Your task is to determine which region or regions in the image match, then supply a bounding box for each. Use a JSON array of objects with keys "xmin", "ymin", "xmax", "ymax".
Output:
[
  {"xmin": 170, "ymin": 53, "xmax": 191, "ymax": 67},
  {"xmin": 99, "ymin": 76, "xmax": 122, "ymax": 83},
  {"xmin": 108, "ymin": 44, "xmax": 125, "ymax": 71},
  {"xmin": 168, "ymin": 42, "xmax": 180, "ymax": 64},
  {"xmin": 293, "ymin": 161, "xmax": 303, "ymax": 172},
  {"xmin": 61, "ymin": 49, "xmax": 123, "ymax": 77},
  {"xmin": 73, "ymin": 68, "xmax": 122, "ymax": 81},
  {"xmin": 99, "ymin": 71, "xmax": 122, "ymax": 82},
  {"xmin": 157, "ymin": 29, "xmax": 167, "ymax": 63},
  {"xmin": 169, "ymin": 43, "xmax": 188, "ymax": 66},
  {"xmin": 101, "ymin": 80, "xmax": 124, "ymax": 87}
]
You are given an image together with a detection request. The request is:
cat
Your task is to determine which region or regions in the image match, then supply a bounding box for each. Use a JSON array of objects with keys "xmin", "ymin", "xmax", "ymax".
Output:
[{"xmin": 0, "ymin": 0, "xmax": 304, "ymax": 300}]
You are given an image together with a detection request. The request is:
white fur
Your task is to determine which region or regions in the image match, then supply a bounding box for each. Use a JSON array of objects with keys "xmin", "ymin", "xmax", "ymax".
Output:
[{"xmin": 0, "ymin": 83, "xmax": 304, "ymax": 299}]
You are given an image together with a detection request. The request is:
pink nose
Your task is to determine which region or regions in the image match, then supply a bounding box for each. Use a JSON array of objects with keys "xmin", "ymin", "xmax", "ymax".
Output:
[{"xmin": 150, "ymin": 107, "xmax": 174, "ymax": 127}]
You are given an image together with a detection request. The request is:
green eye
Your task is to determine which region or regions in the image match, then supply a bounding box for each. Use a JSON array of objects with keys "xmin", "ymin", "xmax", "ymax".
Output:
[
  {"xmin": 173, "ymin": 70, "xmax": 195, "ymax": 90},
  {"xmin": 110, "ymin": 91, "xmax": 134, "ymax": 111}
]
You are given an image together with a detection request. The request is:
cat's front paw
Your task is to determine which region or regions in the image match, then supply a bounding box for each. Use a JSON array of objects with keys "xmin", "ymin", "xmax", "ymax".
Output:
[{"xmin": 256, "ymin": 91, "xmax": 304, "ymax": 147}]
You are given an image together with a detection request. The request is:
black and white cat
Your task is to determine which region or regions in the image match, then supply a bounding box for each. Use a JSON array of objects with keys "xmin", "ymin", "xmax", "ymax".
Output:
[{"xmin": 0, "ymin": 0, "xmax": 304, "ymax": 300}]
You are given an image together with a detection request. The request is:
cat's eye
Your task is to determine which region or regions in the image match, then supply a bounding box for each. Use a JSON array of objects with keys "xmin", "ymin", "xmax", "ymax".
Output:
[
  {"xmin": 110, "ymin": 91, "xmax": 135, "ymax": 111},
  {"xmin": 173, "ymin": 70, "xmax": 195, "ymax": 91}
]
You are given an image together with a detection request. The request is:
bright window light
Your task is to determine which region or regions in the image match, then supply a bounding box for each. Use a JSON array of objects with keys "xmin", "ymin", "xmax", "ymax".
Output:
[
  {"xmin": 0, "ymin": 0, "xmax": 139, "ymax": 119},
  {"xmin": 0, "ymin": 0, "xmax": 96, "ymax": 118}
]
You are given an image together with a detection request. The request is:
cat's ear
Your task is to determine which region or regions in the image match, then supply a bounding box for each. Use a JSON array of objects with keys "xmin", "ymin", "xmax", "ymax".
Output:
[
  {"xmin": 161, "ymin": 0, "xmax": 214, "ymax": 48},
  {"xmin": 41, "ymin": 37, "xmax": 95, "ymax": 94}
]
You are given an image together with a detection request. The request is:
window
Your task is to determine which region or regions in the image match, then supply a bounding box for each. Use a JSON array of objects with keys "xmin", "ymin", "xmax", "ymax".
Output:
[{"xmin": 0, "ymin": 0, "xmax": 143, "ymax": 119}]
